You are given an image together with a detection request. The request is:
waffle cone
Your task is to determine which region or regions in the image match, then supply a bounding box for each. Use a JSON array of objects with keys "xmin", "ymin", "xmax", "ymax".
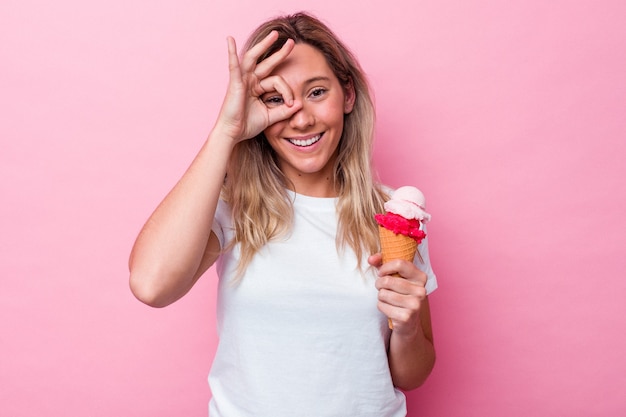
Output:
[{"xmin": 378, "ymin": 226, "xmax": 418, "ymax": 264}]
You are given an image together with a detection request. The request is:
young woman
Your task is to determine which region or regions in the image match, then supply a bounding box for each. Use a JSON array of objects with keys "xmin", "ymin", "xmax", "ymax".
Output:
[{"xmin": 129, "ymin": 12, "xmax": 437, "ymax": 417}]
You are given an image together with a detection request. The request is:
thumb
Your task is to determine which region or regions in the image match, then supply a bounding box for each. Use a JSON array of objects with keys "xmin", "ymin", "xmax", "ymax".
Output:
[{"xmin": 368, "ymin": 253, "xmax": 383, "ymax": 267}]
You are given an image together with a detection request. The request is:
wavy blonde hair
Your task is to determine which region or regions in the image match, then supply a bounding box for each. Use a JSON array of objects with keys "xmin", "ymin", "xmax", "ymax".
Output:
[{"xmin": 223, "ymin": 12, "xmax": 388, "ymax": 278}]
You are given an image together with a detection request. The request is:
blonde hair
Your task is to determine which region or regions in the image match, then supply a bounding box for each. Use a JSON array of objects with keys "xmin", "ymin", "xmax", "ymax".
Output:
[{"xmin": 223, "ymin": 12, "xmax": 388, "ymax": 278}]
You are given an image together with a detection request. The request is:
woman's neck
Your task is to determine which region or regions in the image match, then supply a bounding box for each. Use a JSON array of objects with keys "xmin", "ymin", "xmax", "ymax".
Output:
[
  {"xmin": 280, "ymin": 154, "xmax": 340, "ymax": 197},
  {"xmin": 285, "ymin": 173, "xmax": 339, "ymax": 197}
]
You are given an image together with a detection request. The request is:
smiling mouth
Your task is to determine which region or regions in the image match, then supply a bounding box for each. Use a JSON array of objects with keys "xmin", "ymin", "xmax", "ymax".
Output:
[{"xmin": 288, "ymin": 134, "xmax": 322, "ymax": 147}]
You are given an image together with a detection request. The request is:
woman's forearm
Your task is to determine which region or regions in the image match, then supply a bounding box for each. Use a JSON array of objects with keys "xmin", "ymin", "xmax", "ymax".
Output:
[
  {"xmin": 387, "ymin": 297, "xmax": 436, "ymax": 390},
  {"xmin": 128, "ymin": 129, "xmax": 235, "ymax": 307}
]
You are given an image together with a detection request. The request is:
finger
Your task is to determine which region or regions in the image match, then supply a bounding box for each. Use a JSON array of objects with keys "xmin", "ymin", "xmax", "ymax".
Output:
[
  {"xmin": 225, "ymin": 36, "xmax": 247, "ymax": 104},
  {"xmin": 378, "ymin": 288, "xmax": 423, "ymax": 311},
  {"xmin": 226, "ymin": 36, "xmax": 242, "ymax": 82},
  {"xmin": 257, "ymin": 75, "xmax": 295, "ymax": 106},
  {"xmin": 378, "ymin": 259, "xmax": 427, "ymax": 285},
  {"xmin": 377, "ymin": 300, "xmax": 413, "ymax": 328},
  {"xmin": 240, "ymin": 30, "xmax": 281, "ymax": 73},
  {"xmin": 368, "ymin": 253, "xmax": 383, "ymax": 267},
  {"xmin": 253, "ymin": 38, "xmax": 295, "ymax": 79},
  {"xmin": 376, "ymin": 275, "xmax": 427, "ymax": 297},
  {"xmin": 266, "ymin": 99, "xmax": 303, "ymax": 126},
  {"xmin": 377, "ymin": 259, "xmax": 408, "ymax": 276}
]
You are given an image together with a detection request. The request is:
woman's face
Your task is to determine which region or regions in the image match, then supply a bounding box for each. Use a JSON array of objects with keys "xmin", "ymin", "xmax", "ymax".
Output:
[{"xmin": 262, "ymin": 43, "xmax": 354, "ymax": 196}]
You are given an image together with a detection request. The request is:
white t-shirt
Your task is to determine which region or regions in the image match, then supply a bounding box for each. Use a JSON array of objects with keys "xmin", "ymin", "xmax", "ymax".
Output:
[{"xmin": 209, "ymin": 191, "xmax": 437, "ymax": 417}]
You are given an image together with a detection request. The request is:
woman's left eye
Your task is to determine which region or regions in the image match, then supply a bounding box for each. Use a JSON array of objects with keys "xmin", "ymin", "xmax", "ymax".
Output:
[{"xmin": 310, "ymin": 88, "xmax": 327, "ymax": 98}]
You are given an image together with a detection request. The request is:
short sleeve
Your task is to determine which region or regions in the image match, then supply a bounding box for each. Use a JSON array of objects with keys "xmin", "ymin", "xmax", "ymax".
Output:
[
  {"xmin": 415, "ymin": 223, "xmax": 437, "ymax": 295},
  {"xmin": 211, "ymin": 198, "xmax": 232, "ymax": 249}
]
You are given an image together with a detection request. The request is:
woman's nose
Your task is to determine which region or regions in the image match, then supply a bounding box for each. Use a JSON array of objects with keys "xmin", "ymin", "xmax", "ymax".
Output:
[{"xmin": 288, "ymin": 103, "xmax": 314, "ymax": 130}]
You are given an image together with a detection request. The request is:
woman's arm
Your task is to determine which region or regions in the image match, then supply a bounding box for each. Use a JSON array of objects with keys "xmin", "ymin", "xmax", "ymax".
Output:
[
  {"xmin": 128, "ymin": 133, "xmax": 234, "ymax": 308},
  {"xmin": 129, "ymin": 32, "xmax": 301, "ymax": 307},
  {"xmin": 386, "ymin": 295, "xmax": 435, "ymax": 390},
  {"xmin": 369, "ymin": 254, "xmax": 436, "ymax": 390}
]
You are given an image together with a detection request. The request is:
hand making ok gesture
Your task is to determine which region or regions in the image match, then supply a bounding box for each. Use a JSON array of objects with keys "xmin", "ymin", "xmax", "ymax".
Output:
[{"xmin": 214, "ymin": 30, "xmax": 303, "ymax": 143}]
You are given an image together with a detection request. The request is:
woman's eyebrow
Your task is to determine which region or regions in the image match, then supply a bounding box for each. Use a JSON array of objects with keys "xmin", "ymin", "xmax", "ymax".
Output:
[{"xmin": 303, "ymin": 76, "xmax": 332, "ymax": 85}]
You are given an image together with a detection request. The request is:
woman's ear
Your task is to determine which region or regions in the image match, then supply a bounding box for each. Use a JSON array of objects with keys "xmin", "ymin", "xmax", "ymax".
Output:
[{"xmin": 343, "ymin": 81, "xmax": 356, "ymax": 114}]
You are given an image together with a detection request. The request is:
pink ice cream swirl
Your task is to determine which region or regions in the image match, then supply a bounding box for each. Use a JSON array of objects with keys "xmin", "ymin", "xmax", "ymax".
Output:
[
  {"xmin": 375, "ymin": 212, "xmax": 426, "ymax": 243},
  {"xmin": 374, "ymin": 186, "xmax": 431, "ymax": 243}
]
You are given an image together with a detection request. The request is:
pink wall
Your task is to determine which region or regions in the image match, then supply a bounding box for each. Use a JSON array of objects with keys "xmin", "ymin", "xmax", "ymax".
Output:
[{"xmin": 2, "ymin": 1, "xmax": 625, "ymax": 416}]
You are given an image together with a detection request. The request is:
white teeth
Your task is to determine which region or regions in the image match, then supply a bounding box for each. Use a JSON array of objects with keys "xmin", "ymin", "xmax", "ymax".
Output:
[{"xmin": 289, "ymin": 134, "xmax": 321, "ymax": 147}]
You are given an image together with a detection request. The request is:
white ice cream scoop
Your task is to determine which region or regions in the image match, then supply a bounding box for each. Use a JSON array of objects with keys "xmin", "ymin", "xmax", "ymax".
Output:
[{"xmin": 383, "ymin": 186, "xmax": 431, "ymax": 222}]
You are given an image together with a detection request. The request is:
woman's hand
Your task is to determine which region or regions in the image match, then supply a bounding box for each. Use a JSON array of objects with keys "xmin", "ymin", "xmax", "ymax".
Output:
[
  {"xmin": 214, "ymin": 31, "xmax": 303, "ymax": 143},
  {"xmin": 369, "ymin": 253, "xmax": 435, "ymax": 390},
  {"xmin": 368, "ymin": 253, "xmax": 428, "ymax": 336}
]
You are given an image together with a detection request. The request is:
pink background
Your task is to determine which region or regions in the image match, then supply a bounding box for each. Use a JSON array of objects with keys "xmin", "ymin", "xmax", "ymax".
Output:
[{"xmin": 2, "ymin": 0, "xmax": 625, "ymax": 416}]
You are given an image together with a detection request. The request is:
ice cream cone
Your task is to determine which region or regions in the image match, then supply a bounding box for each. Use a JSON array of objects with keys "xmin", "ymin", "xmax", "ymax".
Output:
[
  {"xmin": 375, "ymin": 186, "xmax": 431, "ymax": 329},
  {"xmin": 378, "ymin": 226, "xmax": 418, "ymax": 265}
]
